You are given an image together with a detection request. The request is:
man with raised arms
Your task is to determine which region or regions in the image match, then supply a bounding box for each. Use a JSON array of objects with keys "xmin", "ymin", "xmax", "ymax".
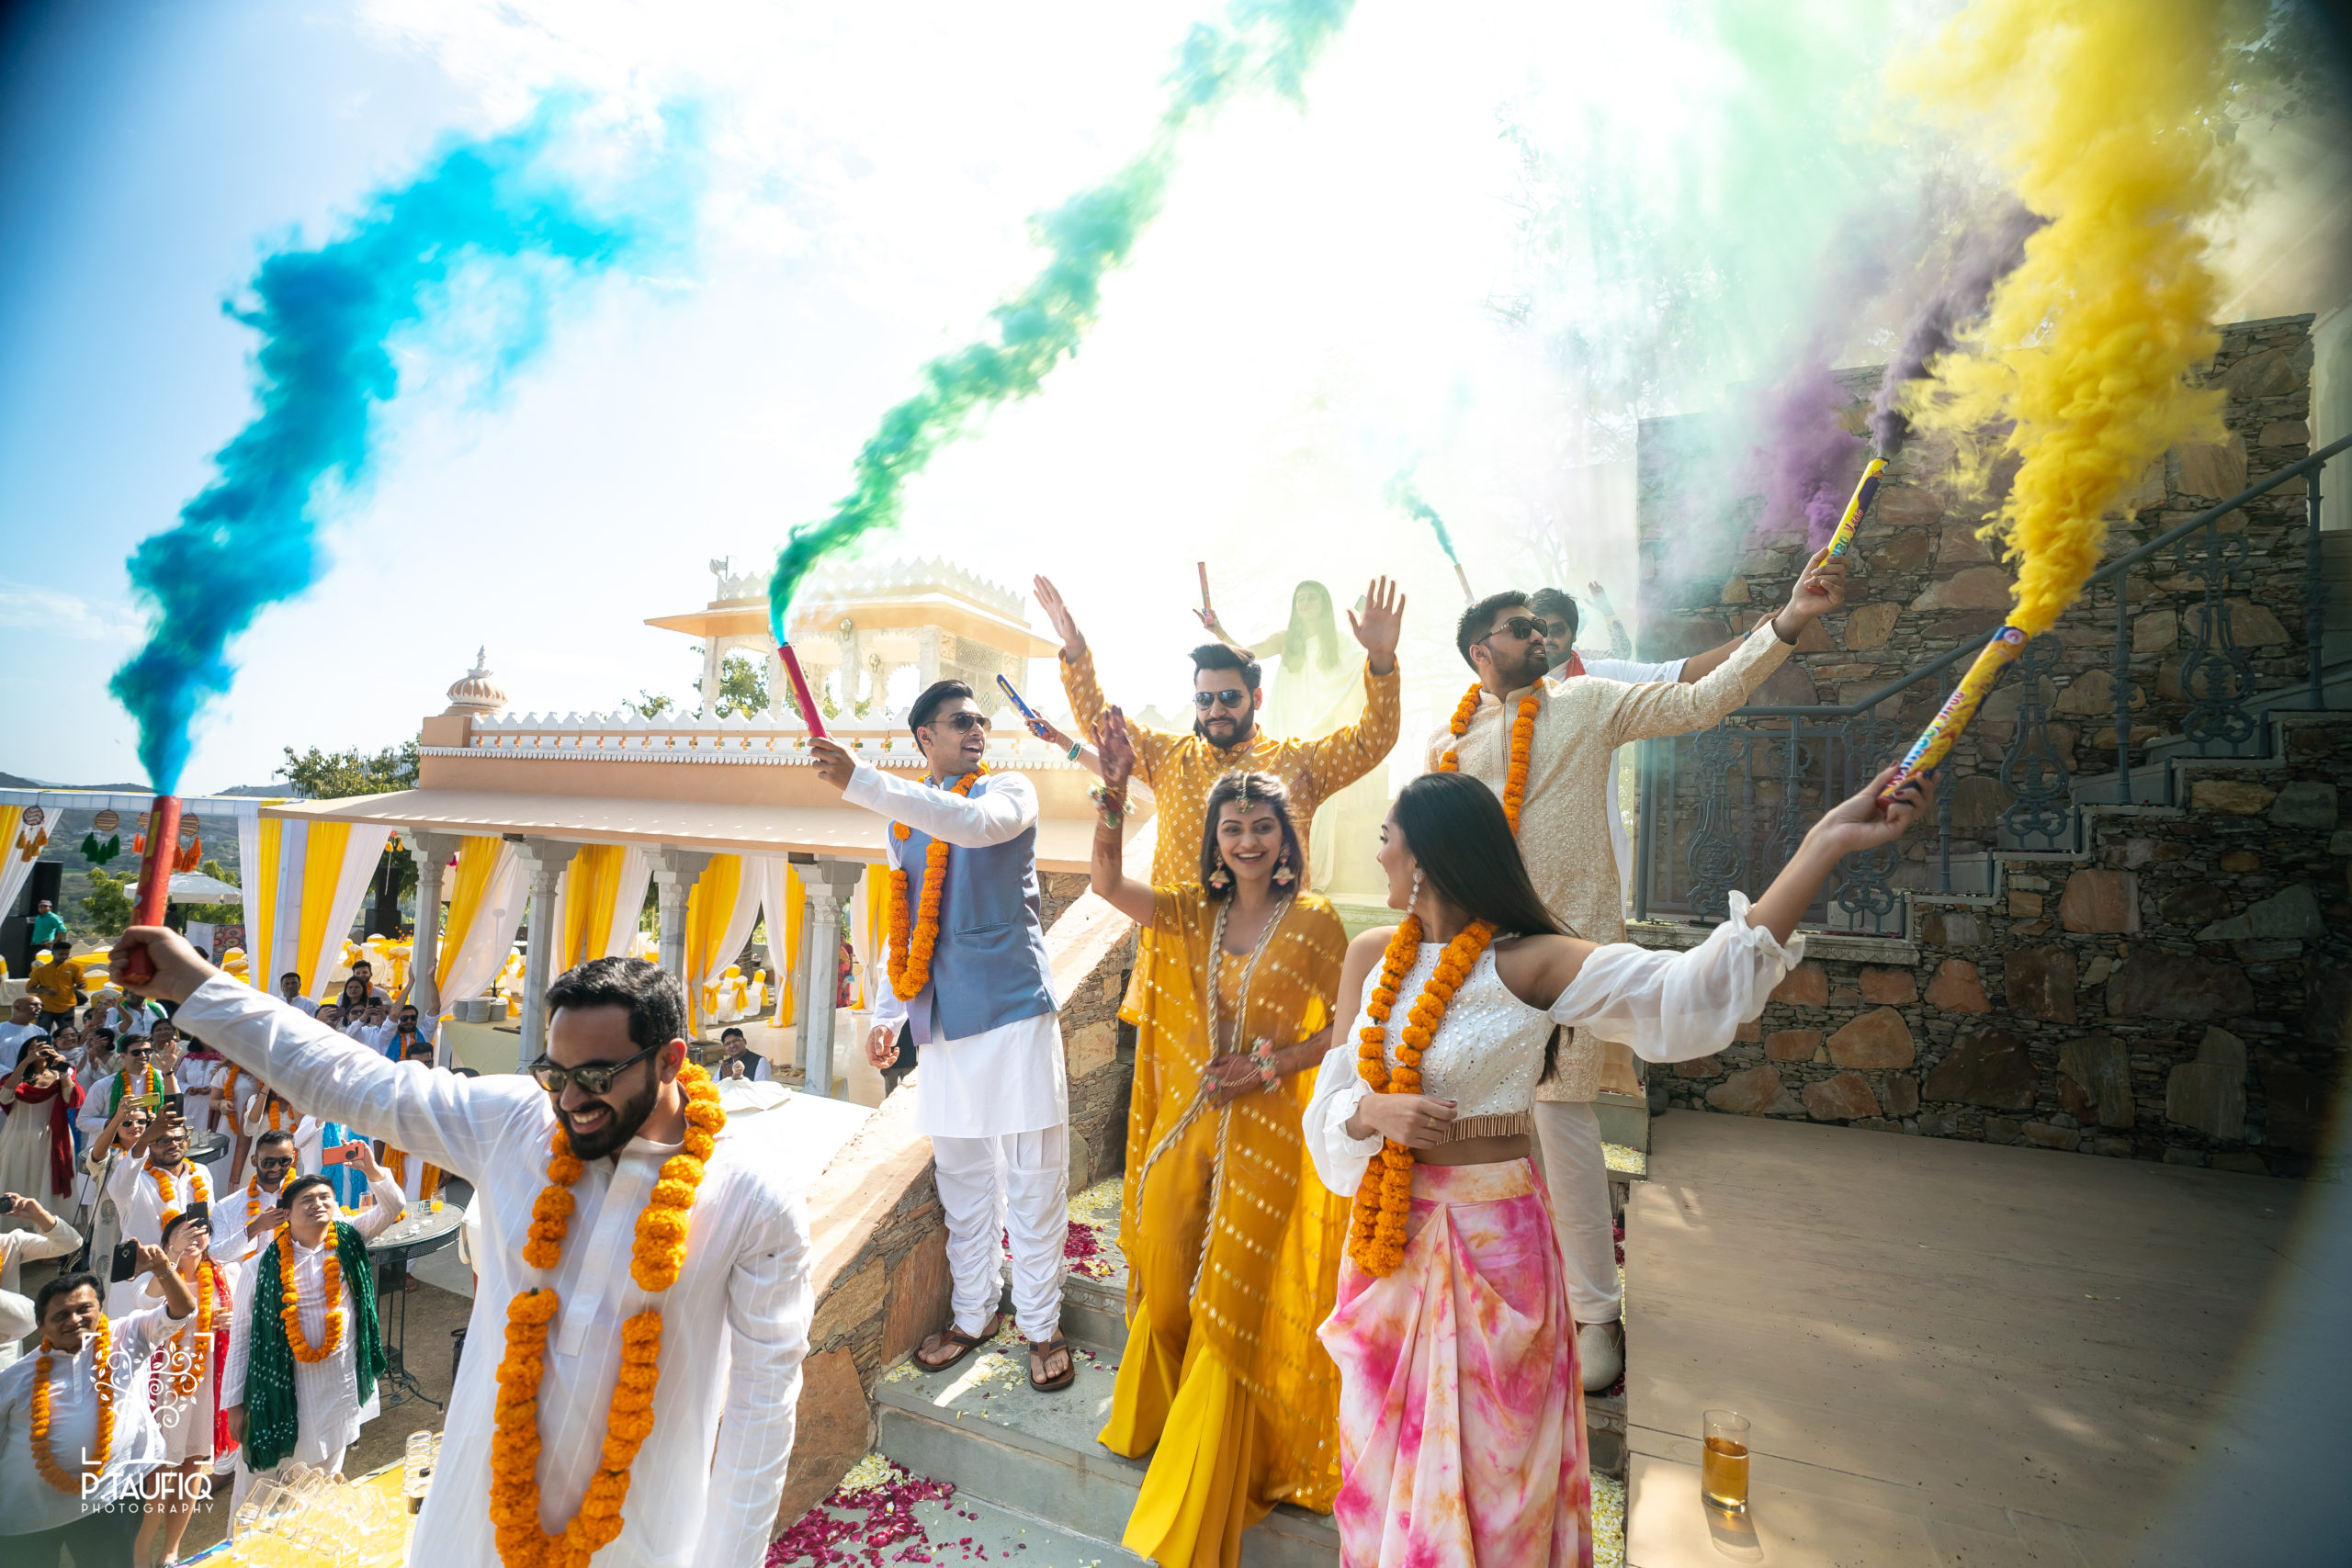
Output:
[
  {"xmin": 1438, "ymin": 548, "xmax": 1845, "ymax": 1391},
  {"xmin": 810, "ymin": 679, "xmax": 1075, "ymax": 1393},
  {"xmin": 107, "ymin": 928, "xmax": 812, "ymax": 1567}
]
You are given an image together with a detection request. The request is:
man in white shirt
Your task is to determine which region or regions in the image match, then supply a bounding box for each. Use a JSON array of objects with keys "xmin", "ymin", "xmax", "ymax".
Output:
[
  {"xmin": 813, "ymin": 679, "xmax": 1073, "ymax": 1393},
  {"xmin": 0, "ymin": 995, "xmax": 45, "ymax": 1074},
  {"xmin": 0, "ymin": 1193, "xmax": 82, "ymax": 1371},
  {"xmin": 277, "ymin": 973, "xmax": 318, "ymax": 1016},
  {"xmin": 209, "ymin": 1130, "xmax": 299, "ymax": 1278},
  {"xmin": 220, "ymin": 1155, "xmax": 404, "ymax": 1487},
  {"xmin": 76, "ymin": 1034, "xmax": 173, "ymax": 1150},
  {"xmin": 99, "ymin": 1105, "xmax": 210, "ymax": 1314},
  {"xmin": 1442, "ymin": 558, "xmax": 1844, "ymax": 1393},
  {"xmin": 110, "ymin": 925, "xmax": 814, "ymax": 1568},
  {"xmin": 0, "ymin": 1249, "xmax": 197, "ymax": 1562}
]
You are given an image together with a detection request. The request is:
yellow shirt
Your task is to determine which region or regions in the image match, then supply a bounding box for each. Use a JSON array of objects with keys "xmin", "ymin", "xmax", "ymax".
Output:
[
  {"xmin": 1059, "ymin": 645, "xmax": 1401, "ymax": 890},
  {"xmin": 25, "ymin": 963, "xmax": 79, "ymax": 1013}
]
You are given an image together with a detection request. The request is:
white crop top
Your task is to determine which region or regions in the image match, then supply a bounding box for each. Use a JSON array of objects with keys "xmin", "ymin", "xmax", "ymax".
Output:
[
  {"xmin": 1305, "ymin": 894, "xmax": 1804, "ymax": 1197},
  {"xmin": 1346, "ymin": 943, "xmax": 1549, "ymax": 1138}
]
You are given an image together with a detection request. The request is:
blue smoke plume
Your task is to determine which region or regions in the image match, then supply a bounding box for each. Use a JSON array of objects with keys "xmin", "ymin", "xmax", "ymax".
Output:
[
  {"xmin": 1383, "ymin": 469, "xmax": 1461, "ymax": 567},
  {"xmin": 110, "ymin": 103, "xmax": 665, "ymax": 793},
  {"xmin": 766, "ymin": 0, "xmax": 1356, "ymax": 641}
]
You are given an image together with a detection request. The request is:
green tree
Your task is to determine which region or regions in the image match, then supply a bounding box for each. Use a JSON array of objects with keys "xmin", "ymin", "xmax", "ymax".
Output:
[
  {"xmin": 693, "ymin": 650, "xmax": 773, "ymax": 718},
  {"xmin": 84, "ymin": 868, "xmax": 133, "ymax": 940},
  {"xmin": 276, "ymin": 740, "xmax": 420, "ymax": 799},
  {"xmin": 622, "ymin": 690, "xmax": 676, "ymax": 719}
]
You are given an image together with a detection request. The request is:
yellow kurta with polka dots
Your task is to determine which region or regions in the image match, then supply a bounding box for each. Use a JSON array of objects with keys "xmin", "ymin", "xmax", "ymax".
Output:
[{"xmin": 1101, "ymin": 886, "xmax": 1349, "ymax": 1562}]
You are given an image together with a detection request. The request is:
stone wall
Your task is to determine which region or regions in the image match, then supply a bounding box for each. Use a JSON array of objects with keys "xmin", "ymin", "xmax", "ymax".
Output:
[
  {"xmin": 1634, "ymin": 314, "xmax": 2319, "ymax": 899},
  {"xmin": 1641, "ymin": 712, "xmax": 2351, "ymax": 1178},
  {"xmin": 770, "ymin": 887, "xmax": 1136, "ymax": 1534}
]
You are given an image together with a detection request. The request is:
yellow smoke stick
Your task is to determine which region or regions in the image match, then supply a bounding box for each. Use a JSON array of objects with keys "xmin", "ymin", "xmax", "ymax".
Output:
[{"xmin": 1877, "ymin": 0, "xmax": 2243, "ymax": 791}]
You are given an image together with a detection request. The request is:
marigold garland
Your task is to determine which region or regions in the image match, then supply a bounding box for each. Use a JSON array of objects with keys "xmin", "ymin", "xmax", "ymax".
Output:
[
  {"xmin": 31, "ymin": 1314, "xmax": 113, "ymax": 1495},
  {"xmin": 1344, "ymin": 914, "xmax": 1499, "ymax": 1277},
  {"xmin": 1436, "ymin": 681, "xmax": 1541, "ymax": 833},
  {"xmin": 886, "ymin": 764, "xmax": 989, "ymax": 1001},
  {"xmin": 149, "ymin": 1161, "xmax": 209, "ymax": 1213},
  {"xmin": 491, "ymin": 1061, "xmax": 726, "ymax": 1568},
  {"xmin": 277, "ymin": 1226, "xmax": 345, "ymax": 1364},
  {"xmin": 166, "ymin": 1253, "xmax": 222, "ymax": 1398}
]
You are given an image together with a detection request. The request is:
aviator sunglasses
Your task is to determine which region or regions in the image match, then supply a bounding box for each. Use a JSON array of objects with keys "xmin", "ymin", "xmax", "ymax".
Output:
[
  {"xmin": 527, "ymin": 1039, "xmax": 666, "ymax": 1097},
  {"xmin": 1193, "ymin": 689, "xmax": 1250, "ymax": 710}
]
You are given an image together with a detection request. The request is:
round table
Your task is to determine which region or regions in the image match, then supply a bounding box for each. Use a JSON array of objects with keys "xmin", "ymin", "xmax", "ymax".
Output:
[{"xmin": 368, "ymin": 1201, "xmax": 465, "ymax": 1412}]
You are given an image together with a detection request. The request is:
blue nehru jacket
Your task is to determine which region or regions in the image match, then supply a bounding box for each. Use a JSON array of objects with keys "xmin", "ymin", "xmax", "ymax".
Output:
[{"xmin": 899, "ymin": 773, "xmax": 1057, "ymax": 1043}]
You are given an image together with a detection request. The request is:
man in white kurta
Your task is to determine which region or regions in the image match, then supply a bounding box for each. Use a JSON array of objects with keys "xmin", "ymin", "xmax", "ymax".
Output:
[
  {"xmin": 209, "ymin": 1129, "xmax": 300, "ymax": 1280},
  {"xmin": 1437, "ymin": 558, "xmax": 1841, "ymax": 1389},
  {"xmin": 100, "ymin": 1109, "xmax": 211, "ymax": 1315},
  {"xmin": 220, "ymin": 1156, "xmax": 405, "ymax": 1479},
  {"xmin": 119, "ymin": 926, "xmax": 813, "ymax": 1568},
  {"xmin": 813, "ymin": 680, "xmax": 1072, "ymax": 1390}
]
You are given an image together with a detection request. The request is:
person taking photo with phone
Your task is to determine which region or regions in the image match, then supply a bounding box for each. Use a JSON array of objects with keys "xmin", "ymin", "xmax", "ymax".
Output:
[
  {"xmin": 1, "ymin": 1041, "xmax": 80, "ymax": 1244},
  {"xmin": 97, "ymin": 1102, "xmax": 208, "ymax": 1315},
  {"xmin": 136, "ymin": 1207, "xmax": 236, "ymax": 1567},
  {"xmin": 0, "ymin": 1190, "xmax": 82, "ymax": 1371},
  {"xmin": 0, "ymin": 1246, "xmax": 196, "ymax": 1565}
]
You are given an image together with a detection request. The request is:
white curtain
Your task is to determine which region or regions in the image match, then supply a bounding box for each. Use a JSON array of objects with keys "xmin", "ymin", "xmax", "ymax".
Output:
[
  {"xmin": 236, "ymin": 811, "xmax": 265, "ymax": 981},
  {"xmin": 302, "ymin": 826, "xmax": 392, "ymax": 992},
  {"xmin": 604, "ymin": 848, "xmax": 651, "ymax": 959},
  {"xmin": 269, "ymin": 819, "xmax": 309, "ymax": 985},
  {"xmin": 434, "ymin": 841, "xmax": 525, "ymax": 1059},
  {"xmin": 692, "ymin": 854, "xmax": 777, "ymax": 1037}
]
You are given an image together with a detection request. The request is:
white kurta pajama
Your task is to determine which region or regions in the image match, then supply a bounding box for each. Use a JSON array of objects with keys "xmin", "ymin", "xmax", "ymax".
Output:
[
  {"xmin": 846, "ymin": 765, "xmax": 1069, "ymax": 1344},
  {"xmin": 0, "ymin": 1303, "xmax": 185, "ymax": 1540},
  {"xmin": 218, "ymin": 1168, "xmax": 405, "ymax": 1476},
  {"xmin": 175, "ymin": 977, "xmax": 813, "ymax": 1568}
]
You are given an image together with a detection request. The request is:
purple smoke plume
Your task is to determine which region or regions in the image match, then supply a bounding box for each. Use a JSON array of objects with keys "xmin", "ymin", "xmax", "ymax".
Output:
[
  {"xmin": 1869, "ymin": 202, "xmax": 2044, "ymax": 456},
  {"xmin": 1756, "ymin": 361, "xmax": 1868, "ymax": 548}
]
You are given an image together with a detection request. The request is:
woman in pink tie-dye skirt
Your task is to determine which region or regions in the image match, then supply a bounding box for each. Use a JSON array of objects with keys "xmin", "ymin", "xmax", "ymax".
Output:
[{"xmin": 1304, "ymin": 769, "xmax": 1930, "ymax": 1567}]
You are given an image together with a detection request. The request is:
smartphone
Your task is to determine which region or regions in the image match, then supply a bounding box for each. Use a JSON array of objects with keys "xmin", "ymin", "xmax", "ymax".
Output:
[
  {"xmin": 161, "ymin": 1092, "xmax": 186, "ymax": 1119},
  {"xmin": 110, "ymin": 1238, "xmax": 140, "ymax": 1283},
  {"xmin": 185, "ymin": 1200, "xmax": 209, "ymax": 1230},
  {"xmin": 0, "ymin": 1194, "xmax": 17, "ymax": 1215},
  {"xmin": 321, "ymin": 1143, "xmax": 353, "ymax": 1167}
]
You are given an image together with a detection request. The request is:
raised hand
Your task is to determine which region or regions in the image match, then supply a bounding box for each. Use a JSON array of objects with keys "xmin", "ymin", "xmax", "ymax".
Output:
[
  {"xmin": 1804, "ymin": 765, "xmax": 1934, "ymax": 860},
  {"xmin": 106, "ymin": 926, "xmax": 220, "ymax": 1004},
  {"xmin": 1346, "ymin": 576, "xmax": 1406, "ymax": 675},
  {"xmin": 808, "ymin": 736, "xmax": 857, "ymax": 792},
  {"xmin": 1093, "ymin": 707, "xmax": 1139, "ymax": 791},
  {"xmin": 1585, "ymin": 580, "xmax": 1615, "ymax": 615},
  {"xmin": 1775, "ymin": 546, "xmax": 1849, "ymax": 637},
  {"xmin": 1032, "ymin": 575, "xmax": 1087, "ymax": 660}
]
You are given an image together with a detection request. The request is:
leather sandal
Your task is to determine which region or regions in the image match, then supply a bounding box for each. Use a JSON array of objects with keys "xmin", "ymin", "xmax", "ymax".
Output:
[
  {"xmin": 913, "ymin": 1314, "xmax": 1001, "ymax": 1373},
  {"xmin": 1028, "ymin": 1336, "xmax": 1076, "ymax": 1392}
]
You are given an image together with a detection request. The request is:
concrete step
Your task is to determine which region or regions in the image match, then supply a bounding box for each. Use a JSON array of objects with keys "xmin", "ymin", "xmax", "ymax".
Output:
[{"xmin": 875, "ymin": 1337, "xmax": 1342, "ymax": 1568}]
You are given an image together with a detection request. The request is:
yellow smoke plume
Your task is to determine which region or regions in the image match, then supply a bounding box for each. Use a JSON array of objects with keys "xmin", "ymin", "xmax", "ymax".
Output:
[{"xmin": 1892, "ymin": 0, "xmax": 2245, "ymax": 637}]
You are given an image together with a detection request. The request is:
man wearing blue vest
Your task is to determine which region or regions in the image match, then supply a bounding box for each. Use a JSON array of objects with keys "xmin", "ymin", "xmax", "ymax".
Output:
[{"xmin": 810, "ymin": 680, "xmax": 1074, "ymax": 1393}]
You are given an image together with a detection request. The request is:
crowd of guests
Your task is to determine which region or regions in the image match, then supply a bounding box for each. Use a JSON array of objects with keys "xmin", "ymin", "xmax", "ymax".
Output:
[{"xmin": 0, "ymin": 951, "xmax": 432, "ymax": 1565}]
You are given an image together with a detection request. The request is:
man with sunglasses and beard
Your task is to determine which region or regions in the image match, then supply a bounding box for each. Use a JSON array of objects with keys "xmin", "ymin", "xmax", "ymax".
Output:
[
  {"xmin": 809, "ymin": 679, "xmax": 1076, "ymax": 1393},
  {"xmin": 1436, "ymin": 552, "xmax": 1844, "ymax": 1393},
  {"xmin": 103, "ymin": 925, "xmax": 813, "ymax": 1568}
]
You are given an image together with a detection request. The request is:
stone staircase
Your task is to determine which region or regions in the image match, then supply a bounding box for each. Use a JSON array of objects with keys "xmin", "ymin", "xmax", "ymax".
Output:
[{"xmin": 840, "ymin": 1205, "xmax": 1631, "ymax": 1568}]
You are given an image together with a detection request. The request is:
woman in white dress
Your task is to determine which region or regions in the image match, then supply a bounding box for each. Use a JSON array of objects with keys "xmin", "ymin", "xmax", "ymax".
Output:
[
  {"xmin": 1303, "ymin": 766, "xmax": 1929, "ymax": 1568},
  {"xmin": 76, "ymin": 1100, "xmax": 152, "ymax": 1272},
  {"xmin": 0, "ymin": 1039, "xmax": 77, "ymax": 1232},
  {"xmin": 139, "ymin": 1207, "xmax": 235, "ymax": 1566}
]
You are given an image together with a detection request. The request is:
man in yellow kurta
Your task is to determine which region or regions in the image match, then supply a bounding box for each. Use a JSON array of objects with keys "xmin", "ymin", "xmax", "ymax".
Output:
[
  {"xmin": 1434, "ymin": 551, "xmax": 1844, "ymax": 1391},
  {"xmin": 1034, "ymin": 573, "xmax": 1405, "ymax": 898}
]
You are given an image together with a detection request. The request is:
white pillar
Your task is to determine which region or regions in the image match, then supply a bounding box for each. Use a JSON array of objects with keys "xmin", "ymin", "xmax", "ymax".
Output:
[
  {"xmin": 699, "ymin": 639, "xmax": 723, "ymax": 718},
  {"xmin": 647, "ymin": 847, "xmax": 711, "ymax": 989},
  {"xmin": 404, "ymin": 831, "xmax": 461, "ymax": 1022},
  {"xmin": 515, "ymin": 840, "xmax": 582, "ymax": 1072},
  {"xmin": 796, "ymin": 858, "xmax": 865, "ymax": 1100}
]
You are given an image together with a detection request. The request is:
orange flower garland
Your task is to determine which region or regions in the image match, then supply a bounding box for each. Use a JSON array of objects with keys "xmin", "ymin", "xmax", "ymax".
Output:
[
  {"xmin": 277, "ymin": 1226, "xmax": 345, "ymax": 1364},
  {"xmin": 1436, "ymin": 681, "xmax": 1541, "ymax": 832},
  {"xmin": 490, "ymin": 1062, "xmax": 727, "ymax": 1568},
  {"xmin": 166, "ymin": 1252, "xmax": 223, "ymax": 1398},
  {"xmin": 31, "ymin": 1314, "xmax": 113, "ymax": 1495},
  {"xmin": 1344, "ymin": 913, "xmax": 1499, "ymax": 1278},
  {"xmin": 149, "ymin": 1162, "xmax": 209, "ymax": 1212},
  {"xmin": 886, "ymin": 764, "xmax": 988, "ymax": 1001}
]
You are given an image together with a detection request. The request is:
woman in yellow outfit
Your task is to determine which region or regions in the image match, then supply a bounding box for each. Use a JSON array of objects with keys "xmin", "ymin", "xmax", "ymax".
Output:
[{"xmin": 1088, "ymin": 709, "xmax": 1352, "ymax": 1568}]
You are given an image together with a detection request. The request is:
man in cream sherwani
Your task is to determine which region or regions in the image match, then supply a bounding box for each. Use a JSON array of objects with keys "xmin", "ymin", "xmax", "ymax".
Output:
[{"xmin": 107, "ymin": 927, "xmax": 812, "ymax": 1567}]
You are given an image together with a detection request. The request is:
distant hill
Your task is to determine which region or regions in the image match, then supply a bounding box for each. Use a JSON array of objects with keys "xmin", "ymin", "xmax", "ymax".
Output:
[{"xmin": 0, "ymin": 772, "xmax": 54, "ymax": 789}]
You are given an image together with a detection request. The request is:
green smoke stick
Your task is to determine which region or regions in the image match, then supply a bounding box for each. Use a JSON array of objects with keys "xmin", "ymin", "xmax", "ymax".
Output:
[{"xmin": 766, "ymin": 0, "xmax": 1354, "ymax": 640}]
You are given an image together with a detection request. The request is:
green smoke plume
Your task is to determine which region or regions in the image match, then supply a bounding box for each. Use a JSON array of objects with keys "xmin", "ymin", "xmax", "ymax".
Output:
[
  {"xmin": 766, "ymin": 0, "xmax": 1354, "ymax": 640},
  {"xmin": 1384, "ymin": 470, "xmax": 1461, "ymax": 567}
]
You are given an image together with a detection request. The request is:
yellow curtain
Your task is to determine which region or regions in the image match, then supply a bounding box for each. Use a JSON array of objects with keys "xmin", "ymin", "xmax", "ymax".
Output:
[
  {"xmin": 775, "ymin": 866, "xmax": 804, "ymax": 1020},
  {"xmin": 436, "ymin": 836, "xmax": 508, "ymax": 995},
  {"xmin": 295, "ymin": 821, "xmax": 351, "ymax": 995},
  {"xmin": 249, "ymin": 818, "xmax": 284, "ymax": 995},
  {"xmin": 556, "ymin": 846, "xmax": 628, "ymax": 972},
  {"xmin": 684, "ymin": 854, "xmax": 742, "ymax": 1036}
]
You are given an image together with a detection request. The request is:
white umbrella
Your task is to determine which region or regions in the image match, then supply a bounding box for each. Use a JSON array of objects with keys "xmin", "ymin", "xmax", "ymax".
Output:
[{"xmin": 166, "ymin": 871, "xmax": 243, "ymax": 902}]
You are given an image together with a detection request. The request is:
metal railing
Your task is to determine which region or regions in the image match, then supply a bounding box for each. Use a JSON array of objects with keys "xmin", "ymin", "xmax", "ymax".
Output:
[{"xmin": 1635, "ymin": 433, "xmax": 2350, "ymax": 931}]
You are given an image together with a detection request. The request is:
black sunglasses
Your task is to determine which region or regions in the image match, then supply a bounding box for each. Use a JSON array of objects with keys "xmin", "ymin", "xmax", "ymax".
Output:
[
  {"xmin": 1192, "ymin": 688, "xmax": 1250, "ymax": 710},
  {"xmin": 1476, "ymin": 615, "xmax": 1544, "ymax": 646},
  {"xmin": 528, "ymin": 1040, "xmax": 665, "ymax": 1097},
  {"xmin": 254, "ymin": 1155, "xmax": 295, "ymax": 1169},
  {"xmin": 923, "ymin": 711, "xmax": 990, "ymax": 734}
]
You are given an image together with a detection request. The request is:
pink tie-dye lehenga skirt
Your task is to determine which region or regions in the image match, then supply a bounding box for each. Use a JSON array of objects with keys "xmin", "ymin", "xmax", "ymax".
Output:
[{"xmin": 1317, "ymin": 1158, "xmax": 1592, "ymax": 1568}]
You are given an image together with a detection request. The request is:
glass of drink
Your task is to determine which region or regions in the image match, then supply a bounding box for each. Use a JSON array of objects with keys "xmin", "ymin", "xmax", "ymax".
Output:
[{"xmin": 1702, "ymin": 1409, "xmax": 1751, "ymax": 1513}]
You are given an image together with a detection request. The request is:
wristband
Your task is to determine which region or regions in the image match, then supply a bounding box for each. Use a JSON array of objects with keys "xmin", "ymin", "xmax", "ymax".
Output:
[{"xmin": 1066, "ymin": 740, "xmax": 1083, "ymax": 761}]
